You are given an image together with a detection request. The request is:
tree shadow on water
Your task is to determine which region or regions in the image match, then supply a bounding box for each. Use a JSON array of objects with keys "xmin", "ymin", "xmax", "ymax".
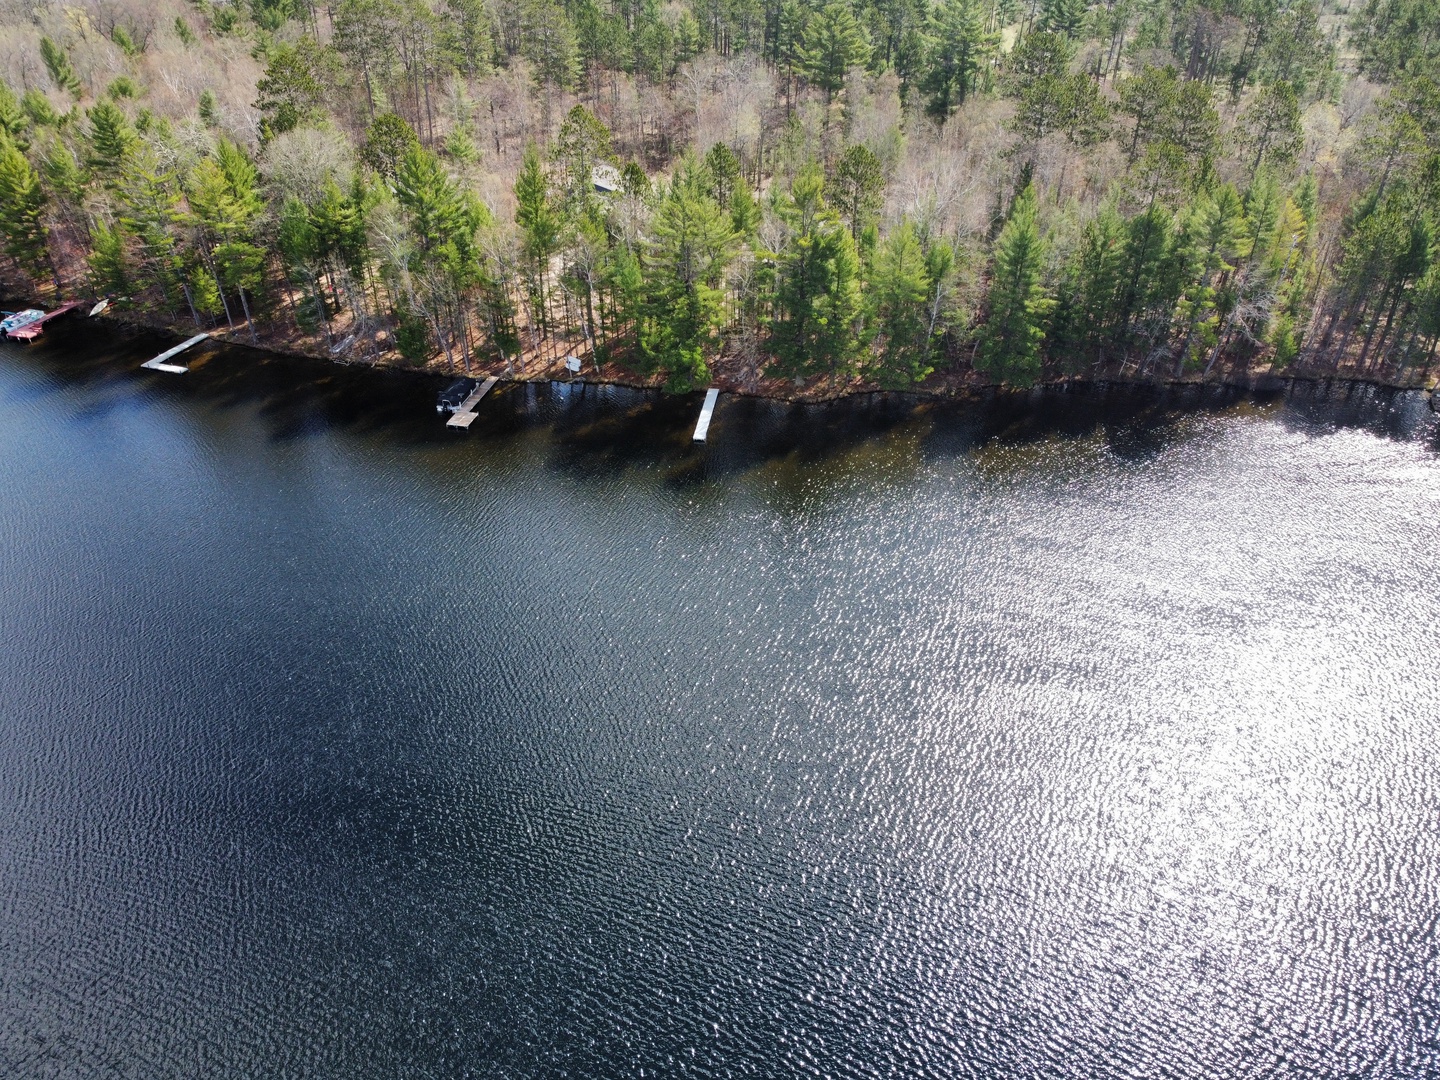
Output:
[
  {"xmin": 16, "ymin": 321, "xmax": 450, "ymax": 446},
  {"xmin": 13, "ymin": 326, "xmax": 1437, "ymax": 471}
]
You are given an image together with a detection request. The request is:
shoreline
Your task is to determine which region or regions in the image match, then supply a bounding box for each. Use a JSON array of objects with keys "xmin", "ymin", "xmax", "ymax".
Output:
[{"xmin": 30, "ymin": 304, "xmax": 1440, "ymax": 410}]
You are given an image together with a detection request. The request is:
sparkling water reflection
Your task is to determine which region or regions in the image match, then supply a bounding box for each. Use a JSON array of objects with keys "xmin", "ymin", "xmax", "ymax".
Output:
[{"xmin": 1, "ymin": 326, "xmax": 1438, "ymax": 1078}]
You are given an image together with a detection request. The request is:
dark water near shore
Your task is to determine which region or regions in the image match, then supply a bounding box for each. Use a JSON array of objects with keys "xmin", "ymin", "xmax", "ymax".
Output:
[{"xmin": 3, "ymin": 324, "xmax": 1440, "ymax": 1079}]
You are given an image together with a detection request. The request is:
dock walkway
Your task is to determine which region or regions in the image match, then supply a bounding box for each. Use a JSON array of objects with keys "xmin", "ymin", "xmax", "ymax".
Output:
[
  {"xmin": 6, "ymin": 301, "xmax": 84, "ymax": 341},
  {"xmin": 141, "ymin": 333, "xmax": 209, "ymax": 374},
  {"xmin": 447, "ymin": 376, "xmax": 499, "ymax": 428},
  {"xmin": 692, "ymin": 388, "xmax": 720, "ymax": 442}
]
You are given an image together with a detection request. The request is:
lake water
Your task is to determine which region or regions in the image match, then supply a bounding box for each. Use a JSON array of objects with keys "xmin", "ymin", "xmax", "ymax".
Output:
[{"xmin": 2, "ymin": 324, "xmax": 1439, "ymax": 1078}]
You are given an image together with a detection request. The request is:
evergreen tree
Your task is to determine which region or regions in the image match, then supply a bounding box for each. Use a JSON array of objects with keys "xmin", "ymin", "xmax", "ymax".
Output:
[
  {"xmin": 522, "ymin": 0, "xmax": 580, "ymax": 125},
  {"xmin": 514, "ymin": 142, "xmax": 561, "ymax": 335},
  {"xmin": 40, "ymin": 38, "xmax": 81, "ymax": 98},
  {"xmin": 1116, "ymin": 65, "xmax": 1177, "ymax": 163},
  {"xmin": 770, "ymin": 165, "xmax": 866, "ymax": 383},
  {"xmin": 394, "ymin": 144, "xmax": 463, "ymax": 254},
  {"xmin": 0, "ymin": 82, "xmax": 30, "ymax": 149},
  {"xmin": 1171, "ymin": 184, "xmax": 1252, "ymax": 373},
  {"xmin": 637, "ymin": 161, "xmax": 738, "ymax": 389},
  {"xmin": 1051, "ymin": 204, "xmax": 1125, "ymax": 368},
  {"xmin": 1001, "ymin": 30, "xmax": 1072, "ymax": 93},
  {"xmin": 1243, "ymin": 81, "xmax": 1304, "ymax": 177},
  {"xmin": 919, "ymin": 0, "xmax": 995, "ymax": 123},
  {"xmin": 1349, "ymin": 0, "xmax": 1440, "ymax": 82},
  {"xmin": 88, "ymin": 220, "xmax": 129, "ymax": 298},
  {"xmin": 199, "ymin": 90, "xmax": 220, "ymax": 128},
  {"xmin": 730, "ymin": 180, "xmax": 760, "ymax": 237},
  {"xmin": 0, "ymin": 137, "xmax": 50, "ymax": 282},
  {"xmin": 634, "ymin": 0, "xmax": 677, "ymax": 82},
  {"xmin": 277, "ymin": 196, "xmax": 328, "ymax": 333},
  {"xmin": 117, "ymin": 145, "xmax": 186, "ymax": 315},
  {"xmin": 868, "ymin": 220, "xmax": 935, "ymax": 387},
  {"xmin": 445, "ymin": 0, "xmax": 494, "ymax": 77},
  {"xmin": 87, "ymin": 101, "xmax": 136, "ymax": 177},
  {"xmin": 702, "ymin": 142, "xmax": 743, "ymax": 209},
  {"xmin": 21, "ymin": 90, "xmax": 59, "ymax": 129},
  {"xmin": 1040, "ymin": 0, "xmax": 1089, "ymax": 39},
  {"xmin": 776, "ymin": 0, "xmax": 810, "ymax": 88},
  {"xmin": 554, "ymin": 105, "xmax": 615, "ymax": 214},
  {"xmin": 1010, "ymin": 65, "xmax": 1109, "ymax": 169},
  {"xmin": 977, "ymin": 184, "xmax": 1052, "ymax": 386},
  {"xmin": 40, "ymin": 138, "xmax": 86, "ymax": 209},
  {"xmin": 186, "ymin": 139, "xmax": 266, "ymax": 335},
  {"xmin": 801, "ymin": 3, "xmax": 870, "ymax": 103},
  {"xmin": 362, "ymin": 113, "xmax": 421, "ymax": 182},
  {"xmin": 255, "ymin": 38, "xmax": 336, "ymax": 140},
  {"xmin": 333, "ymin": 0, "xmax": 399, "ymax": 121},
  {"xmin": 829, "ymin": 143, "xmax": 885, "ymax": 240},
  {"xmin": 1114, "ymin": 203, "xmax": 1179, "ymax": 356}
]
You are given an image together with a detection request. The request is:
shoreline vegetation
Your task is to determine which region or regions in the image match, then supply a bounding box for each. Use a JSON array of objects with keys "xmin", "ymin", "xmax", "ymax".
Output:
[
  {"xmin": 0, "ymin": 0, "xmax": 1435, "ymax": 402},
  {"xmin": 76, "ymin": 306, "xmax": 1439, "ymax": 409}
]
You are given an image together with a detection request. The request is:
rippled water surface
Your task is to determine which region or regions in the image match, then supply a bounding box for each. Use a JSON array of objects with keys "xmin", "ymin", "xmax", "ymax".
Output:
[{"xmin": 2, "ymin": 326, "xmax": 1439, "ymax": 1079}]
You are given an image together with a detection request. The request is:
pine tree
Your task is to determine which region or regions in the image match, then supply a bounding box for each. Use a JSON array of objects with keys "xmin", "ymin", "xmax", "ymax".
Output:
[
  {"xmin": 0, "ymin": 137, "xmax": 51, "ymax": 282},
  {"xmin": 634, "ymin": 0, "xmax": 677, "ymax": 82},
  {"xmin": 1053, "ymin": 204, "xmax": 1124, "ymax": 368},
  {"xmin": 277, "ymin": 198, "xmax": 321, "ymax": 286},
  {"xmin": 87, "ymin": 100, "xmax": 136, "ymax": 177},
  {"xmin": 868, "ymin": 221, "xmax": 934, "ymax": 388},
  {"xmin": 919, "ymin": 0, "xmax": 995, "ymax": 123},
  {"xmin": 394, "ymin": 145, "xmax": 463, "ymax": 254},
  {"xmin": 40, "ymin": 139, "xmax": 86, "ymax": 208},
  {"xmin": 729, "ymin": 181, "xmax": 759, "ymax": 238},
  {"xmin": 117, "ymin": 146, "xmax": 186, "ymax": 315},
  {"xmin": 333, "ymin": 0, "xmax": 399, "ymax": 121},
  {"xmin": 1039, "ymin": 0, "xmax": 1089, "ymax": 39},
  {"xmin": 515, "ymin": 142, "xmax": 561, "ymax": 335},
  {"xmin": 21, "ymin": 90, "xmax": 59, "ymax": 129},
  {"xmin": 88, "ymin": 221, "xmax": 130, "ymax": 298},
  {"xmin": 554, "ymin": 105, "xmax": 615, "ymax": 213},
  {"xmin": 1243, "ymin": 81, "xmax": 1304, "ymax": 177},
  {"xmin": 977, "ymin": 184, "xmax": 1053, "ymax": 386},
  {"xmin": 362, "ymin": 113, "xmax": 421, "ymax": 182},
  {"xmin": 1114, "ymin": 203, "xmax": 1178, "ymax": 358},
  {"xmin": 444, "ymin": 0, "xmax": 494, "ymax": 78},
  {"xmin": 770, "ymin": 165, "xmax": 865, "ymax": 383},
  {"xmin": 255, "ymin": 38, "xmax": 335, "ymax": 140},
  {"xmin": 185, "ymin": 138, "xmax": 267, "ymax": 335},
  {"xmin": 40, "ymin": 38, "xmax": 81, "ymax": 98},
  {"xmin": 801, "ymin": 3, "xmax": 870, "ymax": 103},
  {"xmin": 702, "ymin": 142, "xmax": 742, "ymax": 209},
  {"xmin": 829, "ymin": 143, "xmax": 885, "ymax": 240},
  {"xmin": 636, "ymin": 156, "xmax": 737, "ymax": 389},
  {"xmin": 0, "ymin": 81, "xmax": 29, "ymax": 149},
  {"xmin": 1116, "ymin": 65, "xmax": 1177, "ymax": 163},
  {"xmin": 522, "ymin": 0, "xmax": 580, "ymax": 126},
  {"xmin": 1170, "ymin": 185, "xmax": 1252, "ymax": 372}
]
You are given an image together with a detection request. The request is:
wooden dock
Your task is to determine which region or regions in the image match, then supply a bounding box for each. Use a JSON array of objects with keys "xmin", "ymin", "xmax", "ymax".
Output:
[
  {"xmin": 6, "ymin": 301, "xmax": 84, "ymax": 341},
  {"xmin": 446, "ymin": 376, "xmax": 499, "ymax": 428},
  {"xmin": 692, "ymin": 388, "xmax": 720, "ymax": 442},
  {"xmin": 141, "ymin": 332, "xmax": 209, "ymax": 374}
]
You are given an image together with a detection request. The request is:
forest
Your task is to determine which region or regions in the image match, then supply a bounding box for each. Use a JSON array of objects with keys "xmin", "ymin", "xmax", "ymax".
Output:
[{"xmin": 0, "ymin": 0, "xmax": 1434, "ymax": 392}]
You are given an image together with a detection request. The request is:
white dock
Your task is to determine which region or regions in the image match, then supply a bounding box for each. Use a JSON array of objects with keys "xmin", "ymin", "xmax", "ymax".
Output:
[
  {"xmin": 141, "ymin": 332, "xmax": 209, "ymax": 374},
  {"xmin": 692, "ymin": 387, "xmax": 720, "ymax": 442},
  {"xmin": 446, "ymin": 376, "xmax": 499, "ymax": 428}
]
